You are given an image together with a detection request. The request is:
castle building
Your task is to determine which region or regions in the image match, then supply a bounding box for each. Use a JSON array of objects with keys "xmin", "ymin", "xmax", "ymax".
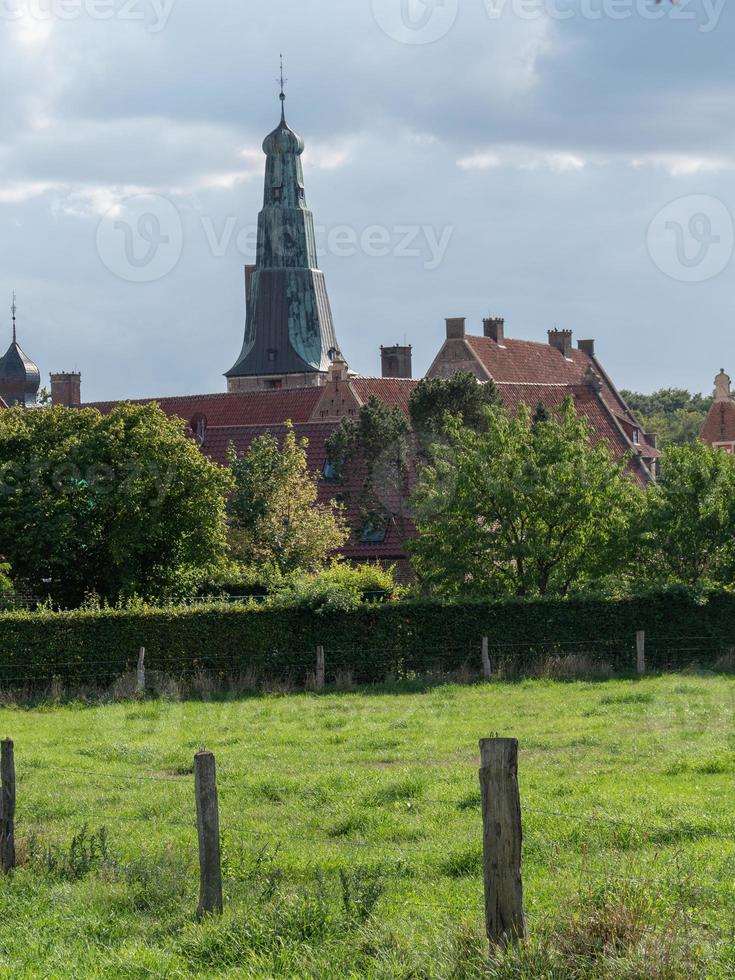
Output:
[
  {"xmin": 45, "ymin": 86, "xmax": 657, "ymax": 560},
  {"xmin": 225, "ymin": 86, "xmax": 342, "ymax": 392},
  {"xmin": 0, "ymin": 296, "xmax": 40, "ymax": 409}
]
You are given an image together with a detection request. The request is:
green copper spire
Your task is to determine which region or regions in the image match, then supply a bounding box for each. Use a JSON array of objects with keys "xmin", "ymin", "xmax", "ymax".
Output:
[{"xmin": 226, "ymin": 73, "xmax": 341, "ymax": 383}]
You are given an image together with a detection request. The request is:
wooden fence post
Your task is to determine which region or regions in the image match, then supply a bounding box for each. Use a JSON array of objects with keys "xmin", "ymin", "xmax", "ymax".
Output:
[
  {"xmin": 481, "ymin": 637, "xmax": 492, "ymax": 680},
  {"xmin": 479, "ymin": 738, "xmax": 525, "ymax": 946},
  {"xmin": 636, "ymin": 631, "xmax": 646, "ymax": 676},
  {"xmin": 316, "ymin": 646, "xmax": 325, "ymax": 692},
  {"xmin": 194, "ymin": 750, "xmax": 223, "ymax": 918},
  {"xmin": 1, "ymin": 738, "xmax": 16, "ymax": 873},
  {"xmin": 136, "ymin": 647, "xmax": 146, "ymax": 694}
]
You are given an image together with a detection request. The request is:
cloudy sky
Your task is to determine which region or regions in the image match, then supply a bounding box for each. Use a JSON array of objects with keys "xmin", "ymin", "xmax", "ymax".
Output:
[{"xmin": 0, "ymin": 0, "xmax": 733, "ymax": 402}]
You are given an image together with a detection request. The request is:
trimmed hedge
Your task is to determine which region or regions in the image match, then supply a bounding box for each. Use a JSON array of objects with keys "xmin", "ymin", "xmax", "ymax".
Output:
[{"xmin": 1, "ymin": 591, "xmax": 735, "ymax": 688}]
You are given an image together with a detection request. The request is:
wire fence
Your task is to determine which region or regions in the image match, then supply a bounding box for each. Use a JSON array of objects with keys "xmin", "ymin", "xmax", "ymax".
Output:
[
  {"xmin": 1, "ymin": 629, "xmax": 735, "ymax": 696},
  {"xmin": 3, "ymin": 739, "xmax": 734, "ymax": 951}
]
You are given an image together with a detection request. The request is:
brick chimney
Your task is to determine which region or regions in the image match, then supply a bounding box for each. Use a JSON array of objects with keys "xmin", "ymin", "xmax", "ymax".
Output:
[
  {"xmin": 483, "ymin": 316, "xmax": 505, "ymax": 345},
  {"xmin": 50, "ymin": 372, "xmax": 81, "ymax": 407},
  {"xmin": 577, "ymin": 339, "xmax": 595, "ymax": 357},
  {"xmin": 381, "ymin": 345, "xmax": 412, "ymax": 379},
  {"xmin": 446, "ymin": 317, "xmax": 466, "ymax": 339},
  {"xmin": 548, "ymin": 329, "xmax": 573, "ymax": 358}
]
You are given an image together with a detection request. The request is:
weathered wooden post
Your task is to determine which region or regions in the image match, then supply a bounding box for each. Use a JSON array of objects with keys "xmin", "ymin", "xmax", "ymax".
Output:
[
  {"xmin": 481, "ymin": 637, "xmax": 492, "ymax": 680},
  {"xmin": 194, "ymin": 750, "xmax": 223, "ymax": 918},
  {"xmin": 479, "ymin": 738, "xmax": 525, "ymax": 946},
  {"xmin": 316, "ymin": 646, "xmax": 325, "ymax": 692},
  {"xmin": 136, "ymin": 647, "xmax": 146, "ymax": 695},
  {"xmin": 636, "ymin": 630, "xmax": 646, "ymax": 676},
  {"xmin": 1, "ymin": 738, "xmax": 16, "ymax": 873}
]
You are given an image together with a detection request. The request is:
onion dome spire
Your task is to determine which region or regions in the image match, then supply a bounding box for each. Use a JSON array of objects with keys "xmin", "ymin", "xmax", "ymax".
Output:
[{"xmin": 0, "ymin": 294, "xmax": 41, "ymax": 408}]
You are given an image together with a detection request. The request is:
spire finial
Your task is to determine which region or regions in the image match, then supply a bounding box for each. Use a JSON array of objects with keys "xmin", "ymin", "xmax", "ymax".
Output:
[
  {"xmin": 10, "ymin": 291, "xmax": 16, "ymax": 344},
  {"xmin": 278, "ymin": 54, "xmax": 287, "ymax": 121}
]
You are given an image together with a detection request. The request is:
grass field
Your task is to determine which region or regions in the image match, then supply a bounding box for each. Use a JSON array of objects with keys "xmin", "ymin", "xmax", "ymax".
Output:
[{"xmin": 0, "ymin": 672, "xmax": 733, "ymax": 977}]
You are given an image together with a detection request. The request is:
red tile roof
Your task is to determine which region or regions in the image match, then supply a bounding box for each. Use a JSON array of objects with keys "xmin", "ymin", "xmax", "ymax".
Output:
[
  {"xmin": 701, "ymin": 400, "xmax": 735, "ymax": 445},
  {"xmin": 465, "ymin": 335, "xmax": 657, "ymax": 462},
  {"xmin": 351, "ymin": 377, "xmax": 417, "ymax": 414},
  {"xmin": 84, "ymin": 388, "xmax": 324, "ymax": 427}
]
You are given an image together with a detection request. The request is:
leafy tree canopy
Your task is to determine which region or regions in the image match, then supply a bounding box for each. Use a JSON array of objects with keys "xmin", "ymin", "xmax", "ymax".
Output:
[
  {"xmin": 620, "ymin": 388, "xmax": 712, "ymax": 447},
  {"xmin": 408, "ymin": 372, "xmax": 501, "ymax": 440},
  {"xmin": 409, "ymin": 399, "xmax": 640, "ymax": 599},
  {"xmin": 0, "ymin": 403, "xmax": 233, "ymax": 607},
  {"xmin": 634, "ymin": 441, "xmax": 735, "ymax": 591},
  {"xmin": 228, "ymin": 423, "xmax": 348, "ymax": 577},
  {"xmin": 325, "ymin": 396, "xmax": 410, "ymax": 536}
]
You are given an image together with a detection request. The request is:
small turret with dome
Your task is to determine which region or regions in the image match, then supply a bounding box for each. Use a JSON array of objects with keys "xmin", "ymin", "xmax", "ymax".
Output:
[{"xmin": 0, "ymin": 294, "xmax": 40, "ymax": 408}]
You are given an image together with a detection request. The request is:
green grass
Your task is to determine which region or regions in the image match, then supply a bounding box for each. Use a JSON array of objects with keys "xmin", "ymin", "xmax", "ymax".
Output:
[{"xmin": 0, "ymin": 673, "xmax": 734, "ymax": 977}]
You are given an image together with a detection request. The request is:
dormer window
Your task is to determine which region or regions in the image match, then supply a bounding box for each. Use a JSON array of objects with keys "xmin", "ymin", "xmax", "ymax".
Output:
[
  {"xmin": 632, "ymin": 428, "xmax": 640, "ymax": 445},
  {"xmin": 359, "ymin": 516, "xmax": 389, "ymax": 545},
  {"xmin": 321, "ymin": 459, "xmax": 344, "ymax": 483}
]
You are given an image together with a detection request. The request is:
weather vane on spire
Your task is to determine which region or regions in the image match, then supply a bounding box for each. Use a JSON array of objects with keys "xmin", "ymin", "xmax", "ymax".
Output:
[
  {"xmin": 278, "ymin": 54, "xmax": 287, "ymax": 119},
  {"xmin": 10, "ymin": 291, "xmax": 16, "ymax": 343}
]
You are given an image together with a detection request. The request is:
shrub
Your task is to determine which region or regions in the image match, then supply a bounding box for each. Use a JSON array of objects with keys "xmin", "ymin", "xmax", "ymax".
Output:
[{"xmin": 266, "ymin": 561, "xmax": 404, "ymax": 614}]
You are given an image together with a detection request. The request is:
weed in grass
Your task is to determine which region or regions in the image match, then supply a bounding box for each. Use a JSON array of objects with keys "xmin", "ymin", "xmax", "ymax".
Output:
[
  {"xmin": 665, "ymin": 753, "xmax": 734, "ymax": 776},
  {"xmin": 600, "ymin": 692, "xmax": 655, "ymax": 706},
  {"xmin": 338, "ymin": 868, "xmax": 384, "ymax": 924},
  {"xmin": 31, "ymin": 825, "xmax": 113, "ymax": 881}
]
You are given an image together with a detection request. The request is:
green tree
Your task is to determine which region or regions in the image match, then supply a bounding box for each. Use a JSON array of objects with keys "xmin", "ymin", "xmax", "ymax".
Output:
[
  {"xmin": 620, "ymin": 388, "xmax": 712, "ymax": 446},
  {"xmin": 326, "ymin": 396, "xmax": 410, "ymax": 540},
  {"xmin": 408, "ymin": 372, "xmax": 501, "ymax": 440},
  {"xmin": 409, "ymin": 399, "xmax": 639, "ymax": 599},
  {"xmin": 634, "ymin": 442, "xmax": 735, "ymax": 590},
  {"xmin": 228, "ymin": 423, "xmax": 348, "ymax": 576},
  {"xmin": 0, "ymin": 403, "xmax": 233, "ymax": 606}
]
